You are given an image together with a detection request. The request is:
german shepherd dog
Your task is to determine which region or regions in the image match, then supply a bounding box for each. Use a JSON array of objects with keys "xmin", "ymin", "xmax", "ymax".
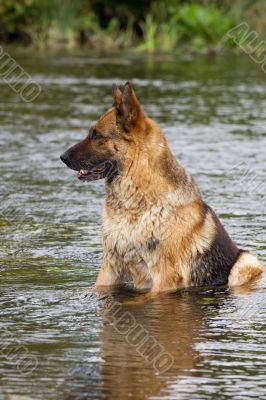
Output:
[{"xmin": 60, "ymin": 82, "xmax": 264, "ymax": 292}]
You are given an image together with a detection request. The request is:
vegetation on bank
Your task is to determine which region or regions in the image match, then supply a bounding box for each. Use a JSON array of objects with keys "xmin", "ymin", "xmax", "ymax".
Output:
[{"xmin": 0, "ymin": 0, "xmax": 265, "ymax": 53}]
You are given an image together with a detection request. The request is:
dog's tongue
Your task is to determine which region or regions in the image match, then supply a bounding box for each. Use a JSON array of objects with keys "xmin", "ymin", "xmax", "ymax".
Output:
[{"xmin": 77, "ymin": 169, "xmax": 89, "ymax": 177}]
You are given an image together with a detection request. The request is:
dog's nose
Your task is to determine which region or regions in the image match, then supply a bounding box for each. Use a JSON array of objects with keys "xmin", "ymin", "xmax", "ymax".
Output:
[{"xmin": 60, "ymin": 152, "xmax": 68, "ymax": 164}]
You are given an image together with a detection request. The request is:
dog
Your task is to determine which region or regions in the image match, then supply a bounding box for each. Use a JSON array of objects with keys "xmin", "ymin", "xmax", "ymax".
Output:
[{"xmin": 60, "ymin": 81, "xmax": 264, "ymax": 292}]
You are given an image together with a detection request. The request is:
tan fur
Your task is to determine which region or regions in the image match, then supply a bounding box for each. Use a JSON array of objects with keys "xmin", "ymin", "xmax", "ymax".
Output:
[{"xmin": 228, "ymin": 252, "xmax": 265, "ymax": 287}]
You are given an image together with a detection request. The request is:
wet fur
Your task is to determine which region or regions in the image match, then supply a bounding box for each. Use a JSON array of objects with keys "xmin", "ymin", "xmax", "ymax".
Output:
[{"xmin": 61, "ymin": 82, "xmax": 265, "ymax": 292}]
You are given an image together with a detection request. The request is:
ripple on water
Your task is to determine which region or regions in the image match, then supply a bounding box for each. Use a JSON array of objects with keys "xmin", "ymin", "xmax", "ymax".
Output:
[{"xmin": 0, "ymin": 53, "xmax": 265, "ymax": 400}]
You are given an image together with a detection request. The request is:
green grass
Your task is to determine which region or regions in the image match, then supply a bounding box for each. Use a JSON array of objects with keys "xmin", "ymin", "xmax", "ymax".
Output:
[{"xmin": 0, "ymin": 0, "xmax": 265, "ymax": 53}]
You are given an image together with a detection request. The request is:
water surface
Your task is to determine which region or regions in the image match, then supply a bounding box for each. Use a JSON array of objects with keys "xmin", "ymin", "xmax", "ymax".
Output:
[{"xmin": 0, "ymin": 51, "xmax": 266, "ymax": 400}]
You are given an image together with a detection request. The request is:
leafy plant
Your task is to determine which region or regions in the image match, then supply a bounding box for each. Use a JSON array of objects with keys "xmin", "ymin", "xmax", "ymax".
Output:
[{"xmin": 0, "ymin": 0, "xmax": 261, "ymax": 52}]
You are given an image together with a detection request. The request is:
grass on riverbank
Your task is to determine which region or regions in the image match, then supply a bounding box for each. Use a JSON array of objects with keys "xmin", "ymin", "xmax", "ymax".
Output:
[{"xmin": 0, "ymin": 0, "xmax": 266, "ymax": 53}]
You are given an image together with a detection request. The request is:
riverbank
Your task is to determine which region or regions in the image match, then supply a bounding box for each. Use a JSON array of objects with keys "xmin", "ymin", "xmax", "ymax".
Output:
[{"xmin": 1, "ymin": 1, "xmax": 265, "ymax": 53}]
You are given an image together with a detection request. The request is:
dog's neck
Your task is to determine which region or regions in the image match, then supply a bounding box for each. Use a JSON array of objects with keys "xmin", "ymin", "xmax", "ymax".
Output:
[{"xmin": 104, "ymin": 130, "xmax": 201, "ymax": 214}]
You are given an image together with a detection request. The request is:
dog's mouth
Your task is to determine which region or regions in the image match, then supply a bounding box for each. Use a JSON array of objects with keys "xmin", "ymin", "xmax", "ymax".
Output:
[
  {"xmin": 76, "ymin": 161, "xmax": 117, "ymax": 182},
  {"xmin": 77, "ymin": 166, "xmax": 105, "ymax": 181},
  {"xmin": 77, "ymin": 168, "xmax": 90, "ymax": 178},
  {"xmin": 60, "ymin": 149, "xmax": 118, "ymax": 182}
]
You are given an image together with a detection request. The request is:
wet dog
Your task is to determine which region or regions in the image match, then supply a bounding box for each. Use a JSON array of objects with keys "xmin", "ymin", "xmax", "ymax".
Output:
[{"xmin": 60, "ymin": 82, "xmax": 264, "ymax": 292}]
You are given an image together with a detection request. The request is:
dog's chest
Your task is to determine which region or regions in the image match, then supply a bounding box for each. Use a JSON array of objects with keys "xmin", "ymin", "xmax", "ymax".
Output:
[{"xmin": 102, "ymin": 206, "xmax": 164, "ymax": 268}]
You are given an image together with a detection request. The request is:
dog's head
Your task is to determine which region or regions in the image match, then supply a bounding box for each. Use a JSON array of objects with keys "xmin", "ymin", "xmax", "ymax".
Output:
[{"xmin": 60, "ymin": 81, "xmax": 146, "ymax": 182}]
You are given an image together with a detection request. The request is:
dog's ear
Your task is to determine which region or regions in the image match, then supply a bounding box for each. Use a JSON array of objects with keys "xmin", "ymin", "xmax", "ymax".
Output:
[
  {"xmin": 115, "ymin": 81, "xmax": 142, "ymax": 132},
  {"xmin": 112, "ymin": 84, "xmax": 122, "ymax": 108}
]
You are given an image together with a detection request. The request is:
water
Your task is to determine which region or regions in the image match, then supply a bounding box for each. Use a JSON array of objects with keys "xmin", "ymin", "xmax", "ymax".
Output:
[{"xmin": 0, "ymin": 51, "xmax": 266, "ymax": 400}]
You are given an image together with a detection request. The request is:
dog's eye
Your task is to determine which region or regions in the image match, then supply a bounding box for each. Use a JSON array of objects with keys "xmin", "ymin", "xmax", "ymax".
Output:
[{"xmin": 91, "ymin": 129, "xmax": 101, "ymax": 140}]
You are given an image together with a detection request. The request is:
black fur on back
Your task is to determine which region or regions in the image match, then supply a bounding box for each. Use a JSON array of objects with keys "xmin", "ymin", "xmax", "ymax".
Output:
[{"xmin": 190, "ymin": 202, "xmax": 242, "ymax": 286}]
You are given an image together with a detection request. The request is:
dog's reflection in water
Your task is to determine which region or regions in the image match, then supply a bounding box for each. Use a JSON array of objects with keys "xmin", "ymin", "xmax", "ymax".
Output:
[
  {"xmin": 65, "ymin": 282, "xmax": 265, "ymax": 399},
  {"xmin": 95, "ymin": 287, "xmax": 209, "ymax": 400}
]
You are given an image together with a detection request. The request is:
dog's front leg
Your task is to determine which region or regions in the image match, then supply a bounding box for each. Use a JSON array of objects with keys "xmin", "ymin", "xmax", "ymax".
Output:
[
  {"xmin": 95, "ymin": 262, "xmax": 124, "ymax": 289},
  {"xmin": 150, "ymin": 264, "xmax": 182, "ymax": 293}
]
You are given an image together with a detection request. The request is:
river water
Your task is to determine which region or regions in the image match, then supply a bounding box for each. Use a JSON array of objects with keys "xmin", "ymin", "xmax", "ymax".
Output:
[{"xmin": 0, "ymin": 51, "xmax": 265, "ymax": 399}]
